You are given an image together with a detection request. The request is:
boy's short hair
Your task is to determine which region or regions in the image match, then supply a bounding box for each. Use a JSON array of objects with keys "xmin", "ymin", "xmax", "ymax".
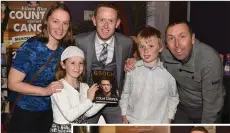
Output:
[
  {"xmin": 190, "ymin": 127, "xmax": 209, "ymax": 133},
  {"xmin": 137, "ymin": 26, "xmax": 162, "ymax": 46}
]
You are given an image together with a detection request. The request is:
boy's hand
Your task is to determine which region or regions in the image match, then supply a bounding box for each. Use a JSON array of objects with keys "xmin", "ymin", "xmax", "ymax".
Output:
[
  {"xmin": 124, "ymin": 58, "xmax": 137, "ymax": 72},
  {"xmin": 122, "ymin": 115, "xmax": 129, "ymax": 124},
  {"xmin": 169, "ymin": 119, "xmax": 172, "ymax": 124}
]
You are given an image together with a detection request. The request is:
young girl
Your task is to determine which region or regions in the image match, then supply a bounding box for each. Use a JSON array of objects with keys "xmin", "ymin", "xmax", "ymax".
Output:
[{"xmin": 50, "ymin": 46, "xmax": 105, "ymax": 133}]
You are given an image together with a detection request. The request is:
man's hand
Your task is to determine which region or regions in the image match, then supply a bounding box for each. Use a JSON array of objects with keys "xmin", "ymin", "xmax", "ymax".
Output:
[{"xmin": 124, "ymin": 58, "xmax": 137, "ymax": 72}]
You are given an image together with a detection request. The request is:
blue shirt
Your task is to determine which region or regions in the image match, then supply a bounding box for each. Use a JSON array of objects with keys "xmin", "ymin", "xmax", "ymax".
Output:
[{"xmin": 12, "ymin": 37, "xmax": 64, "ymax": 111}]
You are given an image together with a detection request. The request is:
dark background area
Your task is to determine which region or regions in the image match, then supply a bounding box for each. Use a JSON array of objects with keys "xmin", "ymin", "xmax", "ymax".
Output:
[
  {"xmin": 190, "ymin": 1, "xmax": 230, "ymax": 54},
  {"xmin": 65, "ymin": 1, "xmax": 147, "ymax": 36},
  {"xmin": 169, "ymin": 1, "xmax": 230, "ymax": 54}
]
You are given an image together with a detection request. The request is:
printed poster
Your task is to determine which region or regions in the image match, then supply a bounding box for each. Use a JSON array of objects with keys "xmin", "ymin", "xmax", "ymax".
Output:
[{"xmin": 2, "ymin": 1, "xmax": 56, "ymax": 65}]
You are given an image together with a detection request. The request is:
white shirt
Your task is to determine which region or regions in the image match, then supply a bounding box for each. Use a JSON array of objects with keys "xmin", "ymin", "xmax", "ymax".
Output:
[
  {"xmin": 119, "ymin": 59, "xmax": 179, "ymax": 124},
  {"xmin": 95, "ymin": 34, "xmax": 114, "ymax": 65},
  {"xmin": 51, "ymin": 79, "xmax": 105, "ymax": 124}
]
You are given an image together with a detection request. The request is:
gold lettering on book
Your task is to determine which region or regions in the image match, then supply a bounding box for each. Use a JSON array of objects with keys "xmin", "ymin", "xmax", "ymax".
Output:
[{"xmin": 93, "ymin": 70, "xmax": 114, "ymax": 77}]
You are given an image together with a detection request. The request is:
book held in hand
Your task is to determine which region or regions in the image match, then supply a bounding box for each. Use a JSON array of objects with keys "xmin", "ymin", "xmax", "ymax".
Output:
[{"xmin": 91, "ymin": 70, "xmax": 119, "ymax": 103}]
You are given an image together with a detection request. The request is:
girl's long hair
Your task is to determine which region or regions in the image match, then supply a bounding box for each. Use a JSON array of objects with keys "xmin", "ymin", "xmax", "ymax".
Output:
[{"xmin": 55, "ymin": 59, "xmax": 86, "ymax": 82}]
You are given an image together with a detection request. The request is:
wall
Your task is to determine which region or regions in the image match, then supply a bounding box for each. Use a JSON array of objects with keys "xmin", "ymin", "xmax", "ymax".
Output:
[
  {"xmin": 64, "ymin": 1, "xmax": 101, "ymax": 25},
  {"xmin": 169, "ymin": 1, "xmax": 230, "ymax": 54},
  {"xmin": 64, "ymin": 1, "xmax": 170, "ymax": 37},
  {"xmin": 154, "ymin": 1, "xmax": 170, "ymax": 42},
  {"xmin": 190, "ymin": 1, "xmax": 230, "ymax": 54}
]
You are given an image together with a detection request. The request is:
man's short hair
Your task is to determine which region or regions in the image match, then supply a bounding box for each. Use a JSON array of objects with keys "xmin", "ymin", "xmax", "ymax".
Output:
[
  {"xmin": 166, "ymin": 19, "xmax": 193, "ymax": 36},
  {"xmin": 94, "ymin": 3, "xmax": 120, "ymax": 19},
  {"xmin": 190, "ymin": 127, "xmax": 209, "ymax": 133}
]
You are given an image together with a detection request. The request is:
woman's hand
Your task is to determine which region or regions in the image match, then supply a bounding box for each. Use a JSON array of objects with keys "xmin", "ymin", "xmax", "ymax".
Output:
[{"xmin": 45, "ymin": 81, "xmax": 63, "ymax": 95}]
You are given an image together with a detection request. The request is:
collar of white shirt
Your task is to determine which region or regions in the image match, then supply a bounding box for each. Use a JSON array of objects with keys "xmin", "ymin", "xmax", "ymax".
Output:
[
  {"xmin": 95, "ymin": 33, "xmax": 114, "ymax": 47},
  {"xmin": 136, "ymin": 58, "xmax": 164, "ymax": 70}
]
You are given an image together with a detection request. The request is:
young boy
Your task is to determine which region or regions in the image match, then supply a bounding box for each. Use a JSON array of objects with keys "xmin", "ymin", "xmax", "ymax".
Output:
[{"xmin": 119, "ymin": 27, "xmax": 179, "ymax": 124}]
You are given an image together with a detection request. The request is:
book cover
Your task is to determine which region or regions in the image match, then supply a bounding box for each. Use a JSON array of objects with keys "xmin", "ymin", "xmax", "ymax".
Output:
[{"xmin": 91, "ymin": 70, "xmax": 119, "ymax": 103}]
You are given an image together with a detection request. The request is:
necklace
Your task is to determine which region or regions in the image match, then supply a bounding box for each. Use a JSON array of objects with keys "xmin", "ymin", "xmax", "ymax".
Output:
[{"xmin": 75, "ymin": 81, "xmax": 80, "ymax": 92}]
